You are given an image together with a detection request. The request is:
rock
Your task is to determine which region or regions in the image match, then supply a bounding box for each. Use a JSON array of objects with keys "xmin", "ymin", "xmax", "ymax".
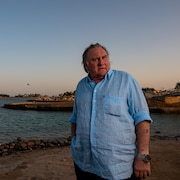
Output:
[
  {"xmin": 0, "ymin": 136, "xmax": 72, "ymax": 156},
  {"xmin": 27, "ymin": 141, "xmax": 35, "ymax": 149}
]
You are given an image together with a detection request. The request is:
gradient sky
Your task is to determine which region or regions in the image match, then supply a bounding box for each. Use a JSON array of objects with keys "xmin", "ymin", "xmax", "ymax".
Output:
[{"xmin": 1, "ymin": 0, "xmax": 180, "ymax": 96}]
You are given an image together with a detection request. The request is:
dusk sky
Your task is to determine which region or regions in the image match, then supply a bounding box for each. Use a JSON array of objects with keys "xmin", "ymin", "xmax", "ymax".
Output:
[{"xmin": 1, "ymin": 0, "xmax": 180, "ymax": 96}]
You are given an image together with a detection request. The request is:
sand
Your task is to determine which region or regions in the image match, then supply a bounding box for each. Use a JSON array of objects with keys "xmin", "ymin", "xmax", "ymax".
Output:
[{"xmin": 0, "ymin": 138, "xmax": 179, "ymax": 180}]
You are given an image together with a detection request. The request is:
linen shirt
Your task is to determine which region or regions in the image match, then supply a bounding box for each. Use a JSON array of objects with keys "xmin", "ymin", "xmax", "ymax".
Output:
[{"xmin": 70, "ymin": 69, "xmax": 152, "ymax": 180}]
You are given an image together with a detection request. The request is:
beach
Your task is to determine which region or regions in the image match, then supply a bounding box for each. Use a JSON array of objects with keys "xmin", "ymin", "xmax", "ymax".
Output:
[{"xmin": 0, "ymin": 137, "xmax": 179, "ymax": 180}]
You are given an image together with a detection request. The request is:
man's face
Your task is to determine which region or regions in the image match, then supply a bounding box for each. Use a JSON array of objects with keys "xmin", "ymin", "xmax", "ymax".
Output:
[{"xmin": 85, "ymin": 46, "xmax": 110, "ymax": 80}]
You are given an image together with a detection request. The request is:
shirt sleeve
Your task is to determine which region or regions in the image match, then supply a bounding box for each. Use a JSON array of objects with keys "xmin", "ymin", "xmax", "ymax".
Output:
[
  {"xmin": 127, "ymin": 75, "xmax": 152, "ymax": 126},
  {"xmin": 69, "ymin": 100, "xmax": 77, "ymax": 124}
]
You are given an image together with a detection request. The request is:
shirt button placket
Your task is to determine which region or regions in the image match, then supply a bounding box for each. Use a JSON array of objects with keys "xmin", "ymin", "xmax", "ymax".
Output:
[{"xmin": 90, "ymin": 88, "xmax": 97, "ymax": 152}]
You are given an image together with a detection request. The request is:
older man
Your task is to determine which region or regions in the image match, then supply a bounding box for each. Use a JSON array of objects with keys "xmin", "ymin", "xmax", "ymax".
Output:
[{"xmin": 70, "ymin": 43, "xmax": 152, "ymax": 180}]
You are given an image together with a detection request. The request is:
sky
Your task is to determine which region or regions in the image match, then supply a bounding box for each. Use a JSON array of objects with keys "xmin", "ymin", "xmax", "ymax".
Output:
[{"xmin": 0, "ymin": 0, "xmax": 180, "ymax": 96}]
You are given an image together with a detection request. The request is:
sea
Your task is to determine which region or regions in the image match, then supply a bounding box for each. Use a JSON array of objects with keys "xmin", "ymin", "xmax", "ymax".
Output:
[{"xmin": 0, "ymin": 97, "xmax": 180, "ymax": 144}]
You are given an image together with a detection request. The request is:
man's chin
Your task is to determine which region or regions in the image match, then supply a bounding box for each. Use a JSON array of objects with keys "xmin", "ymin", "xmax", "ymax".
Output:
[{"xmin": 98, "ymin": 69, "xmax": 108, "ymax": 74}]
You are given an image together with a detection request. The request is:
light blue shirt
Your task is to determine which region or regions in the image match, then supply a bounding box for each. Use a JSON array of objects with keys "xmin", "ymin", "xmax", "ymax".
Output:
[{"xmin": 70, "ymin": 69, "xmax": 152, "ymax": 180}]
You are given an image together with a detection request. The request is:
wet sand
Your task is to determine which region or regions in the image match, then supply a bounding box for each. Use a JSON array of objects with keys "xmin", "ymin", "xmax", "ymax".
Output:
[{"xmin": 0, "ymin": 138, "xmax": 179, "ymax": 180}]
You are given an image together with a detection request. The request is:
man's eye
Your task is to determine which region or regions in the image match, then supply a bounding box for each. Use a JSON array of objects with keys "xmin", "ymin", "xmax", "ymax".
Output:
[
  {"xmin": 102, "ymin": 55, "xmax": 107, "ymax": 59},
  {"xmin": 91, "ymin": 58, "xmax": 98, "ymax": 62}
]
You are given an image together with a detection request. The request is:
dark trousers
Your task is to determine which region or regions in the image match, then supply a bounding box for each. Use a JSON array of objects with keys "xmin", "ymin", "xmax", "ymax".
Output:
[{"xmin": 74, "ymin": 163, "xmax": 140, "ymax": 180}]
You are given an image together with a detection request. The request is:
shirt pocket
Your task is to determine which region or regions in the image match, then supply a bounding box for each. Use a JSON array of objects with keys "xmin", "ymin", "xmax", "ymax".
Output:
[{"xmin": 103, "ymin": 95, "xmax": 122, "ymax": 116}]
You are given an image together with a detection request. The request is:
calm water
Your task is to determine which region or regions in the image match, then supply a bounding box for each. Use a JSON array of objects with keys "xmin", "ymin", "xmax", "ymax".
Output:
[{"xmin": 0, "ymin": 98, "xmax": 180, "ymax": 144}]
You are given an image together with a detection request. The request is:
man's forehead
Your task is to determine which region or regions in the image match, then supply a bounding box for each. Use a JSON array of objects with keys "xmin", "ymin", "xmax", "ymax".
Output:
[{"xmin": 87, "ymin": 47, "xmax": 107, "ymax": 56}]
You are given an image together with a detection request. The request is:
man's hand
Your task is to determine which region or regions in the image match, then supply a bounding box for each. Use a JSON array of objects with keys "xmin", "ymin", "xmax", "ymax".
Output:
[{"xmin": 134, "ymin": 157, "xmax": 151, "ymax": 179}]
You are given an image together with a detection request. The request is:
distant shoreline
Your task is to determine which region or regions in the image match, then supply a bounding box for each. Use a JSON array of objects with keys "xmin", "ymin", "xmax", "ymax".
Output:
[
  {"xmin": 3, "ymin": 100, "xmax": 74, "ymax": 111},
  {"xmin": 2, "ymin": 100, "xmax": 180, "ymax": 114},
  {"xmin": 149, "ymin": 107, "xmax": 180, "ymax": 114}
]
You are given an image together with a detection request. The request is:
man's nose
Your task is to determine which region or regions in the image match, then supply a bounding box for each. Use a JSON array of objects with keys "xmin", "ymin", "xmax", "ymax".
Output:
[{"xmin": 98, "ymin": 57, "xmax": 104, "ymax": 65}]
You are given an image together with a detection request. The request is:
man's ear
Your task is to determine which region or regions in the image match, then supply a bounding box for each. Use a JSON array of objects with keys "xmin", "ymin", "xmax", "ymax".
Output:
[{"xmin": 84, "ymin": 63, "xmax": 89, "ymax": 73}]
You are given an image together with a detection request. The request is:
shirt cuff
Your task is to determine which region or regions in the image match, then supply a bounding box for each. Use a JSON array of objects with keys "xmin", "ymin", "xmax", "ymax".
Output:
[
  {"xmin": 134, "ymin": 111, "xmax": 152, "ymax": 126},
  {"xmin": 69, "ymin": 114, "xmax": 77, "ymax": 123}
]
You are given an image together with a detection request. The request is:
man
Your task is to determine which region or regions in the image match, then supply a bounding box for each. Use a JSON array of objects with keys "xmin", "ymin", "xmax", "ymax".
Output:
[{"xmin": 70, "ymin": 43, "xmax": 152, "ymax": 180}]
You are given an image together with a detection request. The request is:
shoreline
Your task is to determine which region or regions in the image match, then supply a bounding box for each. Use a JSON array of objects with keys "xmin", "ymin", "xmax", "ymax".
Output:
[
  {"xmin": 0, "ymin": 137, "xmax": 179, "ymax": 180},
  {"xmin": 0, "ymin": 136, "xmax": 72, "ymax": 156},
  {"xmin": 2, "ymin": 99, "xmax": 180, "ymax": 114},
  {"xmin": 1, "ymin": 135, "xmax": 180, "ymax": 157}
]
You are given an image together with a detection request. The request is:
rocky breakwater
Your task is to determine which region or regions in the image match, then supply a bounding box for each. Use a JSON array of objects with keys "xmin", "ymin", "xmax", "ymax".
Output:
[
  {"xmin": 147, "ymin": 92, "xmax": 180, "ymax": 114},
  {"xmin": 3, "ymin": 101, "xmax": 74, "ymax": 111},
  {"xmin": 0, "ymin": 136, "xmax": 72, "ymax": 156},
  {"xmin": 3, "ymin": 94, "xmax": 75, "ymax": 111}
]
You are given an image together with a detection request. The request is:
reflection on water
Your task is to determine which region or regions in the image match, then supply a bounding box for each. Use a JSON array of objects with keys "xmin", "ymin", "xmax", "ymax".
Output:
[
  {"xmin": 151, "ymin": 114, "xmax": 180, "ymax": 137},
  {"xmin": 0, "ymin": 98, "xmax": 180, "ymax": 144},
  {"xmin": 0, "ymin": 98, "xmax": 72, "ymax": 143}
]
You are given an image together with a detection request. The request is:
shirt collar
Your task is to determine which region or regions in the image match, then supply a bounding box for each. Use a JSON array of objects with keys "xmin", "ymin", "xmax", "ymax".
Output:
[{"xmin": 106, "ymin": 69, "xmax": 113, "ymax": 80}]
